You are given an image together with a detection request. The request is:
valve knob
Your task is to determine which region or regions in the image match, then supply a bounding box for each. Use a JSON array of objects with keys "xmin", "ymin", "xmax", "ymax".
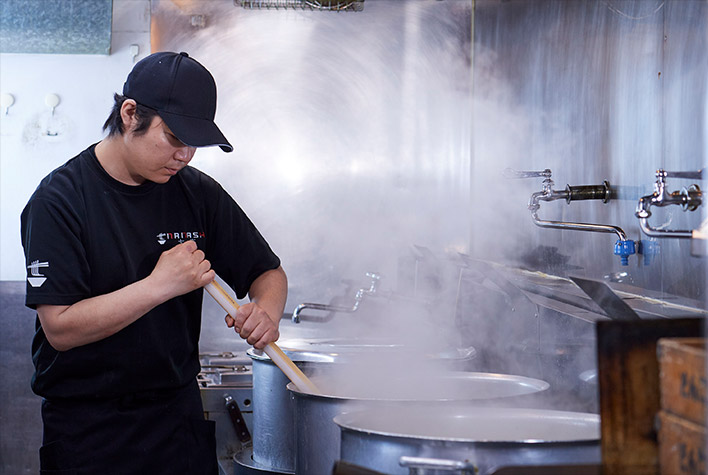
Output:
[{"xmin": 614, "ymin": 239, "xmax": 636, "ymax": 266}]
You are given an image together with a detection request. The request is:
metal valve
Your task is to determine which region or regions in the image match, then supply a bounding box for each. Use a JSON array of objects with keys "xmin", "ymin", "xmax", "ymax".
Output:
[{"xmin": 635, "ymin": 168, "xmax": 704, "ymax": 238}]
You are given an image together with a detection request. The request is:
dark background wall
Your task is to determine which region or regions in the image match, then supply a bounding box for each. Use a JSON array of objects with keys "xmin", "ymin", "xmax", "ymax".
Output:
[{"xmin": 1, "ymin": 282, "xmax": 41, "ymax": 474}]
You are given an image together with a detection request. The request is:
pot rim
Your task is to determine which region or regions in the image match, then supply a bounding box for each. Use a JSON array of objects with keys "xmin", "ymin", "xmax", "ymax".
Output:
[
  {"xmin": 247, "ymin": 347, "xmax": 337, "ymax": 363},
  {"xmin": 334, "ymin": 407, "xmax": 600, "ymax": 444},
  {"xmin": 247, "ymin": 340, "xmax": 477, "ymax": 363},
  {"xmin": 286, "ymin": 371, "xmax": 550, "ymax": 401}
]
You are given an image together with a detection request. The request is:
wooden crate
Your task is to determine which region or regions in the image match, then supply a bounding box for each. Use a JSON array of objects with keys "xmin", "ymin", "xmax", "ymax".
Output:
[
  {"xmin": 657, "ymin": 410, "xmax": 707, "ymax": 475},
  {"xmin": 657, "ymin": 338, "xmax": 706, "ymax": 426},
  {"xmin": 597, "ymin": 319, "xmax": 704, "ymax": 475}
]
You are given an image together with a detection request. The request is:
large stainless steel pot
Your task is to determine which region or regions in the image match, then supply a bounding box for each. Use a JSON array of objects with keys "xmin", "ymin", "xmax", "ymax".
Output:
[
  {"xmin": 334, "ymin": 405, "xmax": 600, "ymax": 475},
  {"xmin": 288, "ymin": 371, "xmax": 549, "ymax": 475},
  {"xmin": 245, "ymin": 338, "xmax": 476, "ymax": 473},
  {"xmin": 247, "ymin": 347, "xmax": 333, "ymax": 472}
]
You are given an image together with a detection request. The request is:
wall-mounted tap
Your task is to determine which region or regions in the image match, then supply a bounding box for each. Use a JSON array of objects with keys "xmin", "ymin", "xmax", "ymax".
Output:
[
  {"xmin": 635, "ymin": 169, "xmax": 703, "ymax": 238},
  {"xmin": 505, "ymin": 168, "xmax": 636, "ymax": 265},
  {"xmin": 291, "ymin": 272, "xmax": 381, "ymax": 323}
]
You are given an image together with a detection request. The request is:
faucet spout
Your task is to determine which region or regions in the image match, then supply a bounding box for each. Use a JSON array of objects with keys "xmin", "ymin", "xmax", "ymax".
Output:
[
  {"xmin": 530, "ymin": 210, "xmax": 628, "ymax": 241},
  {"xmin": 291, "ymin": 301, "xmax": 361, "ymax": 323},
  {"xmin": 291, "ymin": 272, "xmax": 381, "ymax": 323}
]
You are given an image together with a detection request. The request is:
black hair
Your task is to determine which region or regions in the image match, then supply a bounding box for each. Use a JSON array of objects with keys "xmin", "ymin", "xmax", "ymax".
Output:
[{"xmin": 102, "ymin": 93, "xmax": 160, "ymax": 137}]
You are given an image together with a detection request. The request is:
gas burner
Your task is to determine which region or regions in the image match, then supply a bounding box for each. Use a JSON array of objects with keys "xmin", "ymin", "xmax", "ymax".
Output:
[{"xmin": 199, "ymin": 352, "xmax": 253, "ymax": 388}]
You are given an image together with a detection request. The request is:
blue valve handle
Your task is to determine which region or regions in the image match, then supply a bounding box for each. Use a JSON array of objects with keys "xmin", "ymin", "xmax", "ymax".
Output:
[{"xmin": 614, "ymin": 239, "xmax": 636, "ymax": 266}]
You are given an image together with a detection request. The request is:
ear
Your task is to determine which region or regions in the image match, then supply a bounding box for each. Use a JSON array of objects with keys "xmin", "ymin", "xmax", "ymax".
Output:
[{"xmin": 120, "ymin": 99, "xmax": 138, "ymax": 132}]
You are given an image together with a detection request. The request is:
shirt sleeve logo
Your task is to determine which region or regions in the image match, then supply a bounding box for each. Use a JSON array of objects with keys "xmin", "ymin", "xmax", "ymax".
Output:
[{"xmin": 27, "ymin": 260, "xmax": 49, "ymax": 287}]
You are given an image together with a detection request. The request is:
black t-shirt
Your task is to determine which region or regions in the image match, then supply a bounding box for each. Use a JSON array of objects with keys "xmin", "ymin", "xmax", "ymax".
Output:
[{"xmin": 20, "ymin": 144, "xmax": 280, "ymax": 399}]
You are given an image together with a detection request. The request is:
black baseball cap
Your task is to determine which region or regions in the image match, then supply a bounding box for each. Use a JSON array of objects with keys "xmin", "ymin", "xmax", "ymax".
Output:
[{"xmin": 123, "ymin": 51, "xmax": 233, "ymax": 153}]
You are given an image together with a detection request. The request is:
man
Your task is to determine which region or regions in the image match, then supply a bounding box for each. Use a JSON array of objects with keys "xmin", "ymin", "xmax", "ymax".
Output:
[{"xmin": 20, "ymin": 51, "xmax": 287, "ymax": 474}]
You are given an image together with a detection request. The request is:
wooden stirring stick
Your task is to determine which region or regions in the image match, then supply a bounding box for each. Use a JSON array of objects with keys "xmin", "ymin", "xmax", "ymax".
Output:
[{"xmin": 204, "ymin": 278, "xmax": 320, "ymax": 394}]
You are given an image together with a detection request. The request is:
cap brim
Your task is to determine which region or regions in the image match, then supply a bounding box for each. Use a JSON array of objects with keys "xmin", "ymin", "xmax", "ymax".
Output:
[{"xmin": 159, "ymin": 111, "xmax": 233, "ymax": 153}]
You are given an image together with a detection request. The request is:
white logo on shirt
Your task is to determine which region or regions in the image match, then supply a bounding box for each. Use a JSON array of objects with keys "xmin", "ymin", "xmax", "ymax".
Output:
[
  {"xmin": 156, "ymin": 231, "xmax": 205, "ymax": 245},
  {"xmin": 27, "ymin": 260, "xmax": 49, "ymax": 287}
]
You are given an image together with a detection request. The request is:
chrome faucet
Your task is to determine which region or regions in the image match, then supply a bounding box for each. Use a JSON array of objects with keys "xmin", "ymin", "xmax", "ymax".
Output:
[
  {"xmin": 505, "ymin": 168, "xmax": 635, "ymax": 264},
  {"xmin": 522, "ymin": 171, "xmax": 623, "ymax": 238},
  {"xmin": 291, "ymin": 272, "xmax": 381, "ymax": 323},
  {"xmin": 635, "ymin": 169, "xmax": 703, "ymax": 238}
]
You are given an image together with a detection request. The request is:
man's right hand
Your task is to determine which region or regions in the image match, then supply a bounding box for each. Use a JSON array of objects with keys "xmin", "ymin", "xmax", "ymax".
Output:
[{"xmin": 148, "ymin": 240, "xmax": 215, "ymax": 301}]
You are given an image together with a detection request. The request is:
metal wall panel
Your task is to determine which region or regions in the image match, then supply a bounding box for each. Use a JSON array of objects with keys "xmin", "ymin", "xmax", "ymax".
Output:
[{"xmin": 471, "ymin": 0, "xmax": 706, "ymax": 305}]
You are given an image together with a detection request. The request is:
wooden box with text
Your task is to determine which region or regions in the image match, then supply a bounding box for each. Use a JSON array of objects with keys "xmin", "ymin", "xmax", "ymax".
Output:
[
  {"xmin": 657, "ymin": 338, "xmax": 706, "ymax": 426},
  {"xmin": 657, "ymin": 410, "xmax": 706, "ymax": 475}
]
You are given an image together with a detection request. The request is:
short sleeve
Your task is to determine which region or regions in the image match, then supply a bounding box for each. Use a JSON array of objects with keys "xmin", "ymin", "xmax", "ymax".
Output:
[{"xmin": 21, "ymin": 196, "xmax": 91, "ymax": 308}]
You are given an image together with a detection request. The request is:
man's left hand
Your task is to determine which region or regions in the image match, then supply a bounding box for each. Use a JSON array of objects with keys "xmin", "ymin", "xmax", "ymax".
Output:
[{"xmin": 224, "ymin": 303, "xmax": 279, "ymax": 349}]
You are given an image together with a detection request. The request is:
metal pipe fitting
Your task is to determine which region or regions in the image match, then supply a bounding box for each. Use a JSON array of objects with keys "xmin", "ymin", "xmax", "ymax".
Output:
[{"xmin": 565, "ymin": 181, "xmax": 611, "ymax": 203}]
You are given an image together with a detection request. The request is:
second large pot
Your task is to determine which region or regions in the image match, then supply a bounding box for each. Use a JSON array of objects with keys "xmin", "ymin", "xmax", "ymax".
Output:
[
  {"xmin": 288, "ymin": 371, "xmax": 549, "ymax": 475},
  {"xmin": 335, "ymin": 405, "xmax": 601, "ymax": 475}
]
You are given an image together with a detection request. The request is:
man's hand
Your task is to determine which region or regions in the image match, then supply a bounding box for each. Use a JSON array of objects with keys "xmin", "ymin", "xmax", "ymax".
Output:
[
  {"xmin": 222, "ymin": 266, "xmax": 286, "ymax": 349},
  {"xmin": 149, "ymin": 240, "xmax": 215, "ymax": 301},
  {"xmin": 225, "ymin": 303, "xmax": 279, "ymax": 349}
]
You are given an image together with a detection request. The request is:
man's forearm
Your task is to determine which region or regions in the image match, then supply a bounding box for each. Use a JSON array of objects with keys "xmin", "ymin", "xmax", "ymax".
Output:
[
  {"xmin": 37, "ymin": 240, "xmax": 215, "ymax": 351},
  {"xmin": 37, "ymin": 276, "xmax": 168, "ymax": 351}
]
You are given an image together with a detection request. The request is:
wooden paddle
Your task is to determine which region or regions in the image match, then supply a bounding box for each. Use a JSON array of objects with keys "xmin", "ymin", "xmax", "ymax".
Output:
[{"xmin": 204, "ymin": 278, "xmax": 320, "ymax": 394}]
